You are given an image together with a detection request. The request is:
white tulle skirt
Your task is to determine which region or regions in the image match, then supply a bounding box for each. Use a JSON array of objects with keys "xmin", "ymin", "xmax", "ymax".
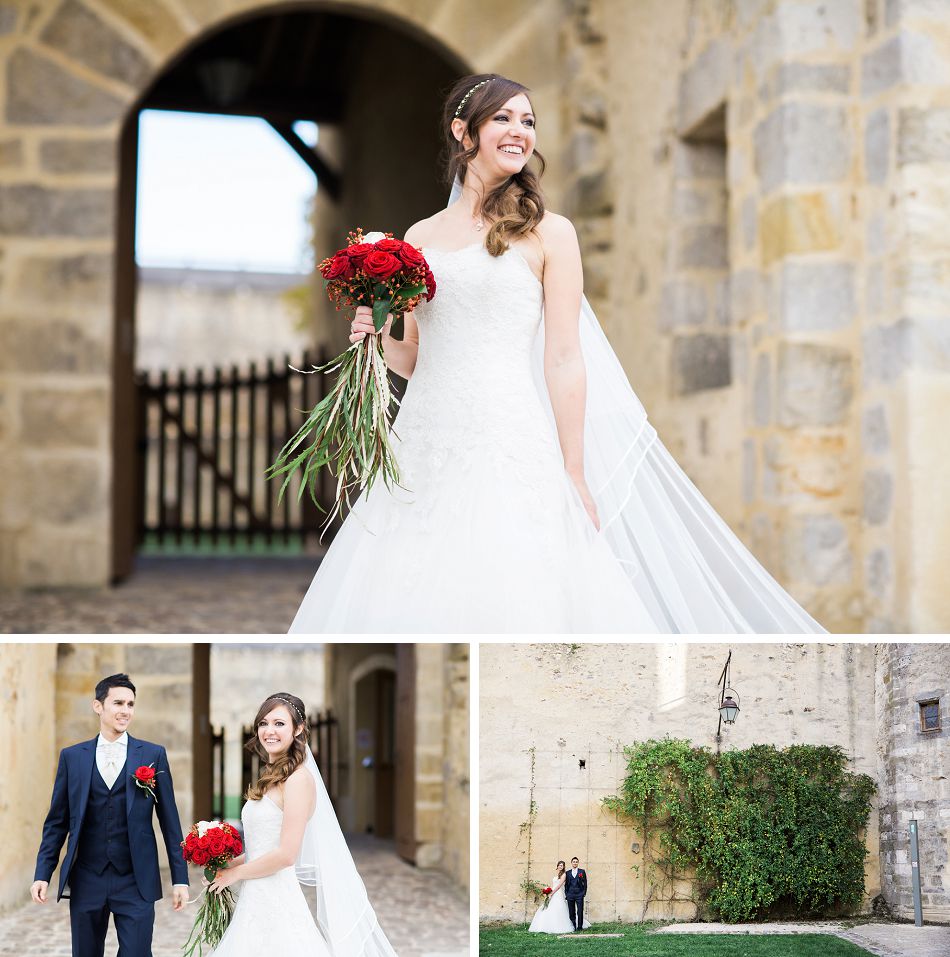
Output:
[{"xmin": 290, "ymin": 433, "xmax": 662, "ymax": 634}]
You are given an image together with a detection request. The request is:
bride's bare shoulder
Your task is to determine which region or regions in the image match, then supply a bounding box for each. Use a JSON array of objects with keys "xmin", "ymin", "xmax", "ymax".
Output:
[
  {"xmin": 405, "ymin": 210, "xmax": 451, "ymax": 249},
  {"xmin": 536, "ymin": 211, "xmax": 579, "ymax": 250}
]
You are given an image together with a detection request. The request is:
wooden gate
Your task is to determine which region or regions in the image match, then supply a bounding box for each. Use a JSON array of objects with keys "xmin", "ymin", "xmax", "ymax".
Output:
[
  {"xmin": 210, "ymin": 724, "xmax": 225, "ymax": 821},
  {"xmin": 394, "ymin": 644, "xmax": 416, "ymax": 862},
  {"xmin": 135, "ymin": 350, "xmax": 336, "ymax": 549},
  {"xmin": 309, "ymin": 708, "xmax": 339, "ymax": 803}
]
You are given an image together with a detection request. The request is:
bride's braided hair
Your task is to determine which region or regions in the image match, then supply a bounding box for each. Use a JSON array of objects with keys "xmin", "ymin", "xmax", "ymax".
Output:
[
  {"xmin": 245, "ymin": 691, "xmax": 309, "ymax": 801},
  {"xmin": 443, "ymin": 73, "xmax": 546, "ymax": 258}
]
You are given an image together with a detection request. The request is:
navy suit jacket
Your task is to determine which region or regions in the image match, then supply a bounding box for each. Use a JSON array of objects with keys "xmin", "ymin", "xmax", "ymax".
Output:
[
  {"xmin": 34, "ymin": 735, "xmax": 189, "ymax": 902},
  {"xmin": 564, "ymin": 868, "xmax": 587, "ymax": 900}
]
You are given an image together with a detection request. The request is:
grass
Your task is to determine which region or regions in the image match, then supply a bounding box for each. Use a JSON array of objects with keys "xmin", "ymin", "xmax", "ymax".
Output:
[{"xmin": 478, "ymin": 924, "xmax": 876, "ymax": 957}]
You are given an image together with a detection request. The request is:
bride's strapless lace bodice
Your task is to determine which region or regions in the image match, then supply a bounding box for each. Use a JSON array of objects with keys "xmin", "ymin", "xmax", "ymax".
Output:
[
  {"xmin": 386, "ymin": 244, "xmax": 565, "ymax": 521},
  {"xmin": 412, "ymin": 243, "xmax": 544, "ymax": 413},
  {"xmin": 241, "ymin": 796, "xmax": 287, "ymax": 864},
  {"xmin": 209, "ymin": 798, "xmax": 330, "ymax": 955}
]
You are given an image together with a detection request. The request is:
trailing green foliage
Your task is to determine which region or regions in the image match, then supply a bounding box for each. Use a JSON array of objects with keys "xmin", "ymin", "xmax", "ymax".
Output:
[{"xmin": 603, "ymin": 740, "xmax": 876, "ymax": 923}]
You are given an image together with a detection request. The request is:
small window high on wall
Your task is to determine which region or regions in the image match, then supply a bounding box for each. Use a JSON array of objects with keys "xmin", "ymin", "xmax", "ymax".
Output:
[{"xmin": 919, "ymin": 699, "xmax": 940, "ymax": 733}]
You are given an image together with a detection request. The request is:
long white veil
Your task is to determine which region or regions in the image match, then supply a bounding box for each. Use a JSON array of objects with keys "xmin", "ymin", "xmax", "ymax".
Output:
[
  {"xmin": 296, "ymin": 748, "xmax": 398, "ymax": 957},
  {"xmin": 448, "ymin": 176, "xmax": 825, "ymax": 633}
]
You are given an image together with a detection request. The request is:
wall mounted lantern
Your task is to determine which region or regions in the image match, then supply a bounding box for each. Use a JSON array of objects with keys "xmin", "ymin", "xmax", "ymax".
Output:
[{"xmin": 716, "ymin": 649, "xmax": 740, "ymax": 742}]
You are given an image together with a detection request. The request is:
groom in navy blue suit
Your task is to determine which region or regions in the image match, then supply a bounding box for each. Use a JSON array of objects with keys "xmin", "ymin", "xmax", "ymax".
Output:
[{"xmin": 31, "ymin": 674, "xmax": 189, "ymax": 956}]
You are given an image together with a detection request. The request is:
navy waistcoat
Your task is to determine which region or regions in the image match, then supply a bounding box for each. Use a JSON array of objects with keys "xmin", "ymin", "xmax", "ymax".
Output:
[{"xmin": 75, "ymin": 763, "xmax": 133, "ymax": 875}]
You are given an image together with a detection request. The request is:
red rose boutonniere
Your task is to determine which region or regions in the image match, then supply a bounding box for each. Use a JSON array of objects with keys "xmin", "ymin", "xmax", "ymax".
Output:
[{"xmin": 132, "ymin": 763, "xmax": 162, "ymax": 803}]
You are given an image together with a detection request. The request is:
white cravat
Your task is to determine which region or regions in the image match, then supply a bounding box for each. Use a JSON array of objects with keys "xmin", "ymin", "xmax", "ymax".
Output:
[
  {"xmin": 572, "ymin": 868, "xmax": 578, "ymax": 878},
  {"xmin": 96, "ymin": 732, "xmax": 128, "ymax": 789}
]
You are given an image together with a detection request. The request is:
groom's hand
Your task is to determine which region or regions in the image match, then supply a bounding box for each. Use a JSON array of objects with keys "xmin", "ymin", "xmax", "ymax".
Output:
[
  {"xmin": 172, "ymin": 885, "xmax": 188, "ymax": 911},
  {"xmin": 30, "ymin": 880, "xmax": 49, "ymax": 904}
]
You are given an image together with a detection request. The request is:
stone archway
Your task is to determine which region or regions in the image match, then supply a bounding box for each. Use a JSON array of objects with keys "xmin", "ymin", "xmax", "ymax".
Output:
[{"xmin": 0, "ymin": 0, "xmax": 562, "ymax": 589}]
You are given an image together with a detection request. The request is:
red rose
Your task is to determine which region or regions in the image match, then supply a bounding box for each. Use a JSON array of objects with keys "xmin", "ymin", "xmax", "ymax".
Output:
[
  {"xmin": 209, "ymin": 837, "xmax": 226, "ymax": 856},
  {"xmin": 231, "ymin": 838, "xmax": 243, "ymax": 855},
  {"xmin": 191, "ymin": 847, "xmax": 210, "ymax": 866},
  {"xmin": 397, "ymin": 244, "xmax": 425, "ymax": 268},
  {"xmin": 134, "ymin": 766, "xmax": 156, "ymax": 784},
  {"xmin": 424, "ymin": 268, "xmax": 437, "ymax": 301},
  {"xmin": 362, "ymin": 251, "xmax": 403, "ymax": 281},
  {"xmin": 198, "ymin": 835, "xmax": 211, "ymax": 850},
  {"xmin": 321, "ymin": 254, "xmax": 353, "ymax": 281},
  {"xmin": 374, "ymin": 238, "xmax": 404, "ymax": 254},
  {"xmin": 345, "ymin": 243, "xmax": 374, "ymax": 264}
]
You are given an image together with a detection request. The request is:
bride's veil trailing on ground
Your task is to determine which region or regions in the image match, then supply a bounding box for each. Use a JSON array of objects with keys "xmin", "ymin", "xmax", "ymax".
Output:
[
  {"xmin": 295, "ymin": 749, "xmax": 397, "ymax": 957},
  {"xmin": 448, "ymin": 176, "xmax": 824, "ymax": 633}
]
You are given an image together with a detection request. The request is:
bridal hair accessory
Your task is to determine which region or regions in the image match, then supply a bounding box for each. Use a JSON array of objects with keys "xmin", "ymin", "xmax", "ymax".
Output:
[
  {"xmin": 271, "ymin": 695, "xmax": 305, "ymax": 724},
  {"xmin": 454, "ymin": 77, "xmax": 492, "ymax": 117}
]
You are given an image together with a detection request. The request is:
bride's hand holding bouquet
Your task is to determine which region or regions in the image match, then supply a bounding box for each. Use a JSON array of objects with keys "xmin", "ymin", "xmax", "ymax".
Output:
[{"xmin": 267, "ymin": 228, "xmax": 436, "ymax": 530}]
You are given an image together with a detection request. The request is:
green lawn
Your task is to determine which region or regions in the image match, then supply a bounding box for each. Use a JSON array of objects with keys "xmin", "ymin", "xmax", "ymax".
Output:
[{"xmin": 479, "ymin": 924, "xmax": 875, "ymax": 957}]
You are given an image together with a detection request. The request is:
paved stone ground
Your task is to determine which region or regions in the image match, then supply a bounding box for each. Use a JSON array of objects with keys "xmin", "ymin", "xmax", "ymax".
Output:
[
  {"xmin": 0, "ymin": 556, "xmax": 322, "ymax": 634},
  {"xmin": 655, "ymin": 920, "xmax": 950, "ymax": 957},
  {"xmin": 0, "ymin": 836, "xmax": 468, "ymax": 957}
]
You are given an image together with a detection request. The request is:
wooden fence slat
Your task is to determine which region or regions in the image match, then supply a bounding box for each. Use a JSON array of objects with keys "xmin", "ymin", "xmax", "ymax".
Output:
[
  {"xmin": 212, "ymin": 366, "xmax": 222, "ymax": 547},
  {"xmin": 136, "ymin": 354, "xmax": 334, "ymax": 548}
]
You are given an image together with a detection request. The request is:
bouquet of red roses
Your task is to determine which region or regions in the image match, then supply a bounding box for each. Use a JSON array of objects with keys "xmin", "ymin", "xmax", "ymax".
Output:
[
  {"xmin": 267, "ymin": 228, "xmax": 436, "ymax": 529},
  {"xmin": 542, "ymin": 886, "xmax": 553, "ymax": 909},
  {"xmin": 181, "ymin": 820, "xmax": 243, "ymax": 957}
]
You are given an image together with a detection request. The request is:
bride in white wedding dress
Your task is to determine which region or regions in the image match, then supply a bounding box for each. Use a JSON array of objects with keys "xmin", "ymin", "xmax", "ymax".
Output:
[
  {"xmin": 206, "ymin": 693, "xmax": 396, "ymax": 956},
  {"xmin": 289, "ymin": 72, "xmax": 825, "ymax": 634}
]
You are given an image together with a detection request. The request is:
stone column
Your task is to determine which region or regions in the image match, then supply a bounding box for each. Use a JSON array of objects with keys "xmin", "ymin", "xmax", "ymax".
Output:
[
  {"xmin": 0, "ymin": 0, "xmax": 161, "ymax": 587},
  {"xmin": 0, "ymin": 643, "xmax": 57, "ymax": 914},
  {"xmin": 875, "ymin": 642, "xmax": 950, "ymax": 922},
  {"xmin": 861, "ymin": 2, "xmax": 950, "ymax": 631}
]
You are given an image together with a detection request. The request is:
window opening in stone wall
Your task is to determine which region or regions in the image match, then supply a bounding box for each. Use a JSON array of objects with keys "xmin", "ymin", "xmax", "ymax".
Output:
[{"xmin": 919, "ymin": 699, "xmax": 940, "ymax": 732}]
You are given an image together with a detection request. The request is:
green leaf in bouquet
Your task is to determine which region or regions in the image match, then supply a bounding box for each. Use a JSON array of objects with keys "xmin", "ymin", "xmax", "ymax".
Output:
[
  {"xmin": 393, "ymin": 281, "xmax": 426, "ymax": 304},
  {"xmin": 372, "ymin": 297, "xmax": 392, "ymax": 332}
]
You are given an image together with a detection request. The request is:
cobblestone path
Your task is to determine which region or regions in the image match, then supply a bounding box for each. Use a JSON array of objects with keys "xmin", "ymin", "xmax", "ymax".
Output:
[
  {"xmin": 655, "ymin": 919, "xmax": 950, "ymax": 957},
  {"xmin": 0, "ymin": 837, "xmax": 468, "ymax": 957},
  {"xmin": 0, "ymin": 556, "xmax": 321, "ymax": 634}
]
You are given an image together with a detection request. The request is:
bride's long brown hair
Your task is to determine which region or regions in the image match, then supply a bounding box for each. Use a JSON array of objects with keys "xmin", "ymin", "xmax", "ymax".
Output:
[
  {"xmin": 244, "ymin": 692, "xmax": 309, "ymax": 801},
  {"xmin": 443, "ymin": 73, "xmax": 546, "ymax": 257}
]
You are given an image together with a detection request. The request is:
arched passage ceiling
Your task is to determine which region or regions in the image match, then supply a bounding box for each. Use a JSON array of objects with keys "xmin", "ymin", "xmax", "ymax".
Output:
[{"xmin": 140, "ymin": 6, "xmax": 467, "ymax": 124}]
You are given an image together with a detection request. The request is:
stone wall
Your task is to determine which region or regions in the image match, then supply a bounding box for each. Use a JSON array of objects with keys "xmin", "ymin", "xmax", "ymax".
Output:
[
  {"xmin": 479, "ymin": 642, "xmax": 881, "ymax": 923},
  {"xmin": 414, "ymin": 642, "xmax": 472, "ymax": 889},
  {"xmin": 875, "ymin": 642, "xmax": 950, "ymax": 922},
  {"xmin": 441, "ymin": 643, "xmax": 471, "ymax": 892},
  {"xmin": 0, "ymin": 643, "xmax": 57, "ymax": 914},
  {"xmin": 555, "ymin": 0, "xmax": 950, "ymax": 631},
  {"xmin": 137, "ymin": 267, "xmax": 312, "ymax": 372}
]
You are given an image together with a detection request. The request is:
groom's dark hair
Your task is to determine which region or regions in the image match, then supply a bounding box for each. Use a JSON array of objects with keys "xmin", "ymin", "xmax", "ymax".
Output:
[{"xmin": 95, "ymin": 673, "xmax": 136, "ymax": 703}]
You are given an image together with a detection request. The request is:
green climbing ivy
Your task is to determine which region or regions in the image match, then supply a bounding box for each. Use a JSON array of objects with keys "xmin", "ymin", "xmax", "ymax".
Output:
[{"xmin": 602, "ymin": 739, "xmax": 876, "ymax": 923}]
